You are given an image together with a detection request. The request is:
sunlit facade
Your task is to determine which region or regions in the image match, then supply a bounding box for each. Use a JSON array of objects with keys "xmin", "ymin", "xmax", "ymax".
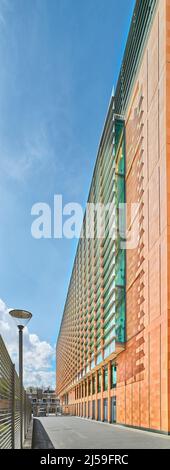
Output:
[{"xmin": 56, "ymin": 0, "xmax": 170, "ymax": 433}]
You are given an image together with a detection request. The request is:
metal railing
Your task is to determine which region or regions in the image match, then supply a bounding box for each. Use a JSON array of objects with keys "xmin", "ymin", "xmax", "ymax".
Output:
[{"xmin": 0, "ymin": 335, "xmax": 32, "ymax": 449}]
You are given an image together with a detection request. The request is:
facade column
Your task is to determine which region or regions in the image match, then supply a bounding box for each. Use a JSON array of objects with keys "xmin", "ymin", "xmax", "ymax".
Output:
[
  {"xmin": 95, "ymin": 370, "xmax": 98, "ymax": 420},
  {"xmin": 77, "ymin": 386, "xmax": 78, "ymax": 416},
  {"xmin": 108, "ymin": 361, "xmax": 111, "ymax": 423},
  {"xmin": 82, "ymin": 382, "xmax": 84, "ymax": 417},
  {"xmin": 90, "ymin": 376, "xmax": 92, "ymax": 418},
  {"xmin": 85, "ymin": 380, "xmax": 87, "ymax": 418},
  {"xmin": 101, "ymin": 367, "xmax": 104, "ymax": 421},
  {"xmin": 75, "ymin": 386, "xmax": 77, "ymax": 416},
  {"xmin": 82, "ymin": 382, "xmax": 84, "ymax": 416},
  {"xmin": 79, "ymin": 384, "xmax": 81, "ymax": 416},
  {"xmin": 87, "ymin": 378, "xmax": 89, "ymax": 418},
  {"xmin": 74, "ymin": 387, "xmax": 76, "ymax": 416}
]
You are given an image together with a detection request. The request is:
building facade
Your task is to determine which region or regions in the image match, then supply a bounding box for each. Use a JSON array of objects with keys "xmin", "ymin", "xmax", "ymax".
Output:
[
  {"xmin": 56, "ymin": 0, "xmax": 170, "ymax": 433},
  {"xmin": 26, "ymin": 387, "xmax": 60, "ymax": 416}
]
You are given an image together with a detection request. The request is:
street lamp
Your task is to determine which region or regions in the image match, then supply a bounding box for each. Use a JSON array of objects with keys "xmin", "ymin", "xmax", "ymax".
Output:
[{"xmin": 9, "ymin": 309, "xmax": 32, "ymax": 449}]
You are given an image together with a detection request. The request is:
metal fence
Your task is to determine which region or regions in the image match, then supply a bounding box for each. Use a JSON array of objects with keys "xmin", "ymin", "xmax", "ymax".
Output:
[{"xmin": 0, "ymin": 335, "xmax": 32, "ymax": 449}]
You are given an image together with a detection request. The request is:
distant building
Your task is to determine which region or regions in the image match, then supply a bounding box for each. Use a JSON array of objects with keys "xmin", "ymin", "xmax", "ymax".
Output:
[{"xmin": 26, "ymin": 387, "xmax": 60, "ymax": 415}]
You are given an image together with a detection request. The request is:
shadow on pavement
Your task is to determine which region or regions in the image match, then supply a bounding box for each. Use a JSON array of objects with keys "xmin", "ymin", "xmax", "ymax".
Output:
[{"xmin": 32, "ymin": 418, "xmax": 54, "ymax": 449}]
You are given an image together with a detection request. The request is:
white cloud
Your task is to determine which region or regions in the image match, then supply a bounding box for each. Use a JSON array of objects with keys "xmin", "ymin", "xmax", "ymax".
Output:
[{"xmin": 0, "ymin": 298, "xmax": 56, "ymax": 389}]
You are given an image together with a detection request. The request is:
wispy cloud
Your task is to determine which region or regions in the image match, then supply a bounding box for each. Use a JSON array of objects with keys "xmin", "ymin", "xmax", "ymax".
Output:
[
  {"xmin": 0, "ymin": 12, "xmax": 5, "ymax": 26},
  {"xmin": 0, "ymin": 298, "xmax": 56, "ymax": 388},
  {"xmin": 0, "ymin": 124, "xmax": 55, "ymax": 182},
  {"xmin": 0, "ymin": 0, "xmax": 10, "ymax": 27}
]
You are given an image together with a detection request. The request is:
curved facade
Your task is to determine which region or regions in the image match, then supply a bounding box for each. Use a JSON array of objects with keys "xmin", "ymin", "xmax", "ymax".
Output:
[{"xmin": 56, "ymin": 0, "xmax": 170, "ymax": 433}]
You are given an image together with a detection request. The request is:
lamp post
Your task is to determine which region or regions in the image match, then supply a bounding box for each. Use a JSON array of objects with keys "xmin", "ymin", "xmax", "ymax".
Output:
[{"xmin": 9, "ymin": 309, "xmax": 32, "ymax": 449}]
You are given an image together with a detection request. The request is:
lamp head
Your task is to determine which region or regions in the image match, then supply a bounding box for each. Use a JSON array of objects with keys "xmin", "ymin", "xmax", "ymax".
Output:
[{"xmin": 9, "ymin": 309, "xmax": 32, "ymax": 329}]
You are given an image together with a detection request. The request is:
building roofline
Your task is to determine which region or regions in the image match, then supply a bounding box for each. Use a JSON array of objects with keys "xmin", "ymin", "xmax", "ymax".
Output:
[{"xmin": 56, "ymin": 0, "xmax": 159, "ymax": 348}]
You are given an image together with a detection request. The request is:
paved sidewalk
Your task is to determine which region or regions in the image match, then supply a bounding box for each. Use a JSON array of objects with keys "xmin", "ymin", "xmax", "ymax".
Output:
[
  {"xmin": 32, "ymin": 416, "xmax": 170, "ymax": 449},
  {"xmin": 23, "ymin": 419, "xmax": 34, "ymax": 449}
]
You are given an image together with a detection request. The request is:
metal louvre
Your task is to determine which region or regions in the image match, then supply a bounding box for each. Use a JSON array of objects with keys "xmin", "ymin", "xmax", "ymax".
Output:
[
  {"xmin": 115, "ymin": 0, "xmax": 158, "ymax": 114},
  {"xmin": 0, "ymin": 337, "xmax": 13, "ymax": 448},
  {"xmin": 14, "ymin": 370, "xmax": 20, "ymax": 449},
  {"xmin": 0, "ymin": 335, "xmax": 31, "ymax": 449}
]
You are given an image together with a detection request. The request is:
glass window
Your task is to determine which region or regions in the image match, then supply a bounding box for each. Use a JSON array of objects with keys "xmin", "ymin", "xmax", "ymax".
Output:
[
  {"xmin": 115, "ymin": 250, "xmax": 125, "ymax": 287},
  {"xmin": 104, "ymin": 341, "xmax": 115, "ymax": 359},
  {"xmin": 91, "ymin": 358, "xmax": 95, "ymax": 370},
  {"xmin": 88, "ymin": 401, "xmax": 91, "ymax": 418},
  {"xmin": 104, "ymin": 327, "xmax": 115, "ymax": 343},
  {"xmin": 96, "ymin": 352, "xmax": 102, "ymax": 364},
  {"xmin": 92, "ymin": 375, "xmax": 96, "ymax": 395},
  {"xmin": 97, "ymin": 370, "xmax": 101, "ymax": 393},
  {"xmin": 115, "ymin": 291, "xmax": 125, "ymax": 343},
  {"xmin": 111, "ymin": 365, "xmax": 117, "ymax": 388},
  {"xmin": 104, "ymin": 367, "xmax": 108, "ymax": 391}
]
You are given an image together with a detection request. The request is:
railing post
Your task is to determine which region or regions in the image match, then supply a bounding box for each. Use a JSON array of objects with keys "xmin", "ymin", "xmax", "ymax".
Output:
[
  {"xmin": 11, "ymin": 364, "xmax": 15, "ymax": 449},
  {"xmin": 24, "ymin": 390, "xmax": 26, "ymax": 438},
  {"xmin": 18, "ymin": 325, "xmax": 23, "ymax": 448}
]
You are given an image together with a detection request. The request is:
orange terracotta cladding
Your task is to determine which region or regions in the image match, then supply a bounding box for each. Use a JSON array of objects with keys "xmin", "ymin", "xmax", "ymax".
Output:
[
  {"xmin": 117, "ymin": 0, "xmax": 168, "ymax": 432},
  {"xmin": 56, "ymin": 0, "xmax": 170, "ymax": 434}
]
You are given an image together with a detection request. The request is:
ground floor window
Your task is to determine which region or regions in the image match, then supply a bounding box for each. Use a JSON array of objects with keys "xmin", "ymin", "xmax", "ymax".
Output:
[
  {"xmin": 111, "ymin": 396, "xmax": 116, "ymax": 423},
  {"xmin": 92, "ymin": 400, "xmax": 95, "ymax": 420},
  {"xmin": 88, "ymin": 401, "xmax": 91, "ymax": 418},
  {"xmin": 97, "ymin": 399, "xmax": 101, "ymax": 421},
  {"xmin": 104, "ymin": 398, "xmax": 108, "ymax": 422}
]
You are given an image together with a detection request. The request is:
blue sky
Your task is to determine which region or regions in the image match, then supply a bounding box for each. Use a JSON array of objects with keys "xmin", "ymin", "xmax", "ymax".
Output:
[{"xmin": 0, "ymin": 0, "xmax": 135, "ymax": 386}]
